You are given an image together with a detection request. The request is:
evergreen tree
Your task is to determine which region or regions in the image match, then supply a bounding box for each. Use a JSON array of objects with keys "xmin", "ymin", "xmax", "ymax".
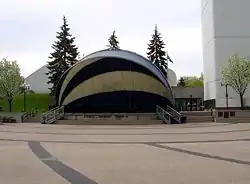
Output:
[
  {"xmin": 177, "ymin": 77, "xmax": 186, "ymax": 87},
  {"xmin": 147, "ymin": 25, "xmax": 173, "ymax": 77},
  {"xmin": 47, "ymin": 16, "xmax": 79, "ymax": 95},
  {"xmin": 107, "ymin": 30, "xmax": 120, "ymax": 49}
]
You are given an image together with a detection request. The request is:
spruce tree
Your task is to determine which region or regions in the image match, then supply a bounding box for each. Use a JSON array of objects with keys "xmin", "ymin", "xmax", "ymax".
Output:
[
  {"xmin": 107, "ymin": 30, "xmax": 120, "ymax": 49},
  {"xmin": 177, "ymin": 77, "xmax": 186, "ymax": 87},
  {"xmin": 147, "ymin": 25, "xmax": 173, "ymax": 78},
  {"xmin": 47, "ymin": 16, "xmax": 79, "ymax": 95}
]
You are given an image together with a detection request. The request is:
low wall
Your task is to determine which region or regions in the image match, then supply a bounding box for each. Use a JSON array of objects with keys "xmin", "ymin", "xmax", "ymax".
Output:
[
  {"xmin": 64, "ymin": 113, "xmax": 157, "ymax": 121},
  {"xmin": 57, "ymin": 119, "xmax": 162, "ymax": 125},
  {"xmin": 0, "ymin": 112, "xmax": 25, "ymax": 123},
  {"xmin": 214, "ymin": 110, "xmax": 250, "ymax": 123},
  {"xmin": 58, "ymin": 113, "xmax": 160, "ymax": 125}
]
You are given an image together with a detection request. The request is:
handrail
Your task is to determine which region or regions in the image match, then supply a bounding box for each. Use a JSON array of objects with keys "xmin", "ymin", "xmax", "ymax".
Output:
[
  {"xmin": 166, "ymin": 105, "xmax": 182, "ymax": 123},
  {"xmin": 21, "ymin": 108, "xmax": 38, "ymax": 122},
  {"xmin": 21, "ymin": 112, "xmax": 29, "ymax": 122},
  {"xmin": 41, "ymin": 106, "xmax": 64, "ymax": 124},
  {"xmin": 156, "ymin": 105, "xmax": 172, "ymax": 124}
]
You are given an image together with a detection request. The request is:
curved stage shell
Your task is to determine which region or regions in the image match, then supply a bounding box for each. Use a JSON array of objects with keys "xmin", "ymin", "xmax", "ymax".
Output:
[{"xmin": 55, "ymin": 49, "xmax": 175, "ymax": 113}]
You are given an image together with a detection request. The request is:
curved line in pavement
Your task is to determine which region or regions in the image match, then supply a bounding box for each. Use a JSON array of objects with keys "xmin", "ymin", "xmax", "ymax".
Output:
[
  {"xmin": 147, "ymin": 143, "xmax": 250, "ymax": 166},
  {"xmin": 0, "ymin": 138, "xmax": 249, "ymax": 144},
  {"xmin": 28, "ymin": 141, "xmax": 98, "ymax": 184},
  {"xmin": 0, "ymin": 128, "xmax": 249, "ymax": 135}
]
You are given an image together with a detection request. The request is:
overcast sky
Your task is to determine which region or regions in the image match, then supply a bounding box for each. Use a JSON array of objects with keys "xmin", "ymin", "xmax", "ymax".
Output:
[{"xmin": 0, "ymin": 0, "xmax": 202, "ymax": 78}]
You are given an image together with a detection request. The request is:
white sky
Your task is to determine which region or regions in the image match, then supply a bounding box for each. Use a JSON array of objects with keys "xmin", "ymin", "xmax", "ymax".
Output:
[{"xmin": 0, "ymin": 0, "xmax": 203, "ymax": 78}]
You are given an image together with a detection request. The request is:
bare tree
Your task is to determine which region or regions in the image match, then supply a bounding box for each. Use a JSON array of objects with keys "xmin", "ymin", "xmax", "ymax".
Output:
[
  {"xmin": 0, "ymin": 58, "xmax": 24, "ymax": 112},
  {"xmin": 221, "ymin": 53, "xmax": 250, "ymax": 109}
]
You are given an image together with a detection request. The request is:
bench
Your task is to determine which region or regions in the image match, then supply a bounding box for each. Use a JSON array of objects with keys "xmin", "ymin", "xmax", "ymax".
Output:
[{"xmin": 0, "ymin": 116, "xmax": 16, "ymax": 123}]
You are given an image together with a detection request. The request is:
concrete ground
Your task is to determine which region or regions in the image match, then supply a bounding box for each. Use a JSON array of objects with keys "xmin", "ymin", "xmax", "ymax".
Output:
[{"xmin": 0, "ymin": 123, "xmax": 250, "ymax": 184}]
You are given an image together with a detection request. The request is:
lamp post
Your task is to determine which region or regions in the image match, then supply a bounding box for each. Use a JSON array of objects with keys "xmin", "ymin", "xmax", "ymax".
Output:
[
  {"xmin": 190, "ymin": 95, "xmax": 193, "ymax": 111},
  {"xmin": 21, "ymin": 82, "xmax": 30, "ymax": 112},
  {"xmin": 221, "ymin": 81, "xmax": 228, "ymax": 110}
]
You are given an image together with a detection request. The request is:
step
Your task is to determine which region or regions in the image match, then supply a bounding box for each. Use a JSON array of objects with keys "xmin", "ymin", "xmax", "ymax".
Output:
[
  {"xmin": 56, "ymin": 119, "xmax": 164, "ymax": 125},
  {"xmin": 186, "ymin": 116, "xmax": 214, "ymax": 123},
  {"xmin": 215, "ymin": 117, "xmax": 250, "ymax": 123},
  {"xmin": 24, "ymin": 117, "xmax": 41, "ymax": 122},
  {"xmin": 187, "ymin": 117, "xmax": 214, "ymax": 120},
  {"xmin": 23, "ymin": 114, "xmax": 42, "ymax": 123},
  {"xmin": 181, "ymin": 111, "xmax": 212, "ymax": 116},
  {"xmin": 187, "ymin": 119, "xmax": 214, "ymax": 123},
  {"xmin": 185, "ymin": 115, "xmax": 213, "ymax": 119}
]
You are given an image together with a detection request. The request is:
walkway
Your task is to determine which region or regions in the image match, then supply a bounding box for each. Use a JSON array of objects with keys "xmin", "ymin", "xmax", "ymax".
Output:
[{"xmin": 0, "ymin": 123, "xmax": 250, "ymax": 184}]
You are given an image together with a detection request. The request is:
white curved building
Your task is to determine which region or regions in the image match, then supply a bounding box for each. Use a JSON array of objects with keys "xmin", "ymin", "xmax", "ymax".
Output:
[
  {"xmin": 25, "ymin": 50, "xmax": 177, "ymax": 94},
  {"xmin": 202, "ymin": 0, "xmax": 250, "ymax": 108},
  {"xmin": 167, "ymin": 68, "xmax": 177, "ymax": 87},
  {"xmin": 25, "ymin": 65, "xmax": 52, "ymax": 93}
]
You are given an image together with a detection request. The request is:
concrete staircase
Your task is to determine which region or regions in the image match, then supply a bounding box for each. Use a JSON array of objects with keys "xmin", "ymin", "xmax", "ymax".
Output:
[
  {"xmin": 181, "ymin": 111, "xmax": 214, "ymax": 123},
  {"xmin": 40, "ymin": 106, "xmax": 65, "ymax": 124}
]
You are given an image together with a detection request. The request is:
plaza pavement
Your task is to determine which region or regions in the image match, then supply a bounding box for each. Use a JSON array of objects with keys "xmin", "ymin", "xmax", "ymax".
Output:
[{"xmin": 0, "ymin": 123, "xmax": 250, "ymax": 184}]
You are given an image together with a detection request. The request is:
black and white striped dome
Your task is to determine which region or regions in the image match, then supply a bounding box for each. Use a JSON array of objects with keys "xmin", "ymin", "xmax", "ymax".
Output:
[{"xmin": 55, "ymin": 49, "xmax": 174, "ymax": 113}]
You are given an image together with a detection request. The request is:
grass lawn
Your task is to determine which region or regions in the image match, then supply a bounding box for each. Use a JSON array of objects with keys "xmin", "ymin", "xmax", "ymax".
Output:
[{"xmin": 0, "ymin": 93, "xmax": 52, "ymax": 112}]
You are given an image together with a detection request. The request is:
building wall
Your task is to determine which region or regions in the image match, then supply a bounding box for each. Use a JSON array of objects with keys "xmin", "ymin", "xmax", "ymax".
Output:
[
  {"xmin": 202, "ymin": 0, "xmax": 216, "ymax": 101},
  {"xmin": 172, "ymin": 86, "xmax": 203, "ymax": 99},
  {"xmin": 25, "ymin": 65, "xmax": 177, "ymax": 94},
  {"xmin": 202, "ymin": 0, "xmax": 250, "ymax": 107},
  {"xmin": 25, "ymin": 65, "xmax": 52, "ymax": 93},
  {"xmin": 61, "ymin": 70, "xmax": 173, "ymax": 107},
  {"xmin": 167, "ymin": 68, "xmax": 177, "ymax": 87}
]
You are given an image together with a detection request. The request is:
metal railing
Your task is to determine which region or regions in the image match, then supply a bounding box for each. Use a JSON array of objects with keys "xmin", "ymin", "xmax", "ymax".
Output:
[
  {"xmin": 40, "ymin": 106, "xmax": 64, "ymax": 124},
  {"xmin": 156, "ymin": 105, "xmax": 172, "ymax": 124},
  {"xmin": 21, "ymin": 112, "xmax": 29, "ymax": 122},
  {"xmin": 21, "ymin": 108, "xmax": 38, "ymax": 122},
  {"xmin": 166, "ymin": 105, "xmax": 182, "ymax": 123}
]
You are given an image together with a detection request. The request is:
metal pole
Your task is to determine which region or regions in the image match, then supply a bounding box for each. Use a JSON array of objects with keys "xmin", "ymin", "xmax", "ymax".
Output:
[
  {"xmin": 190, "ymin": 95, "xmax": 193, "ymax": 111},
  {"xmin": 24, "ymin": 90, "xmax": 26, "ymax": 112},
  {"xmin": 221, "ymin": 81, "xmax": 229, "ymax": 110},
  {"xmin": 225, "ymin": 84, "xmax": 228, "ymax": 110}
]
